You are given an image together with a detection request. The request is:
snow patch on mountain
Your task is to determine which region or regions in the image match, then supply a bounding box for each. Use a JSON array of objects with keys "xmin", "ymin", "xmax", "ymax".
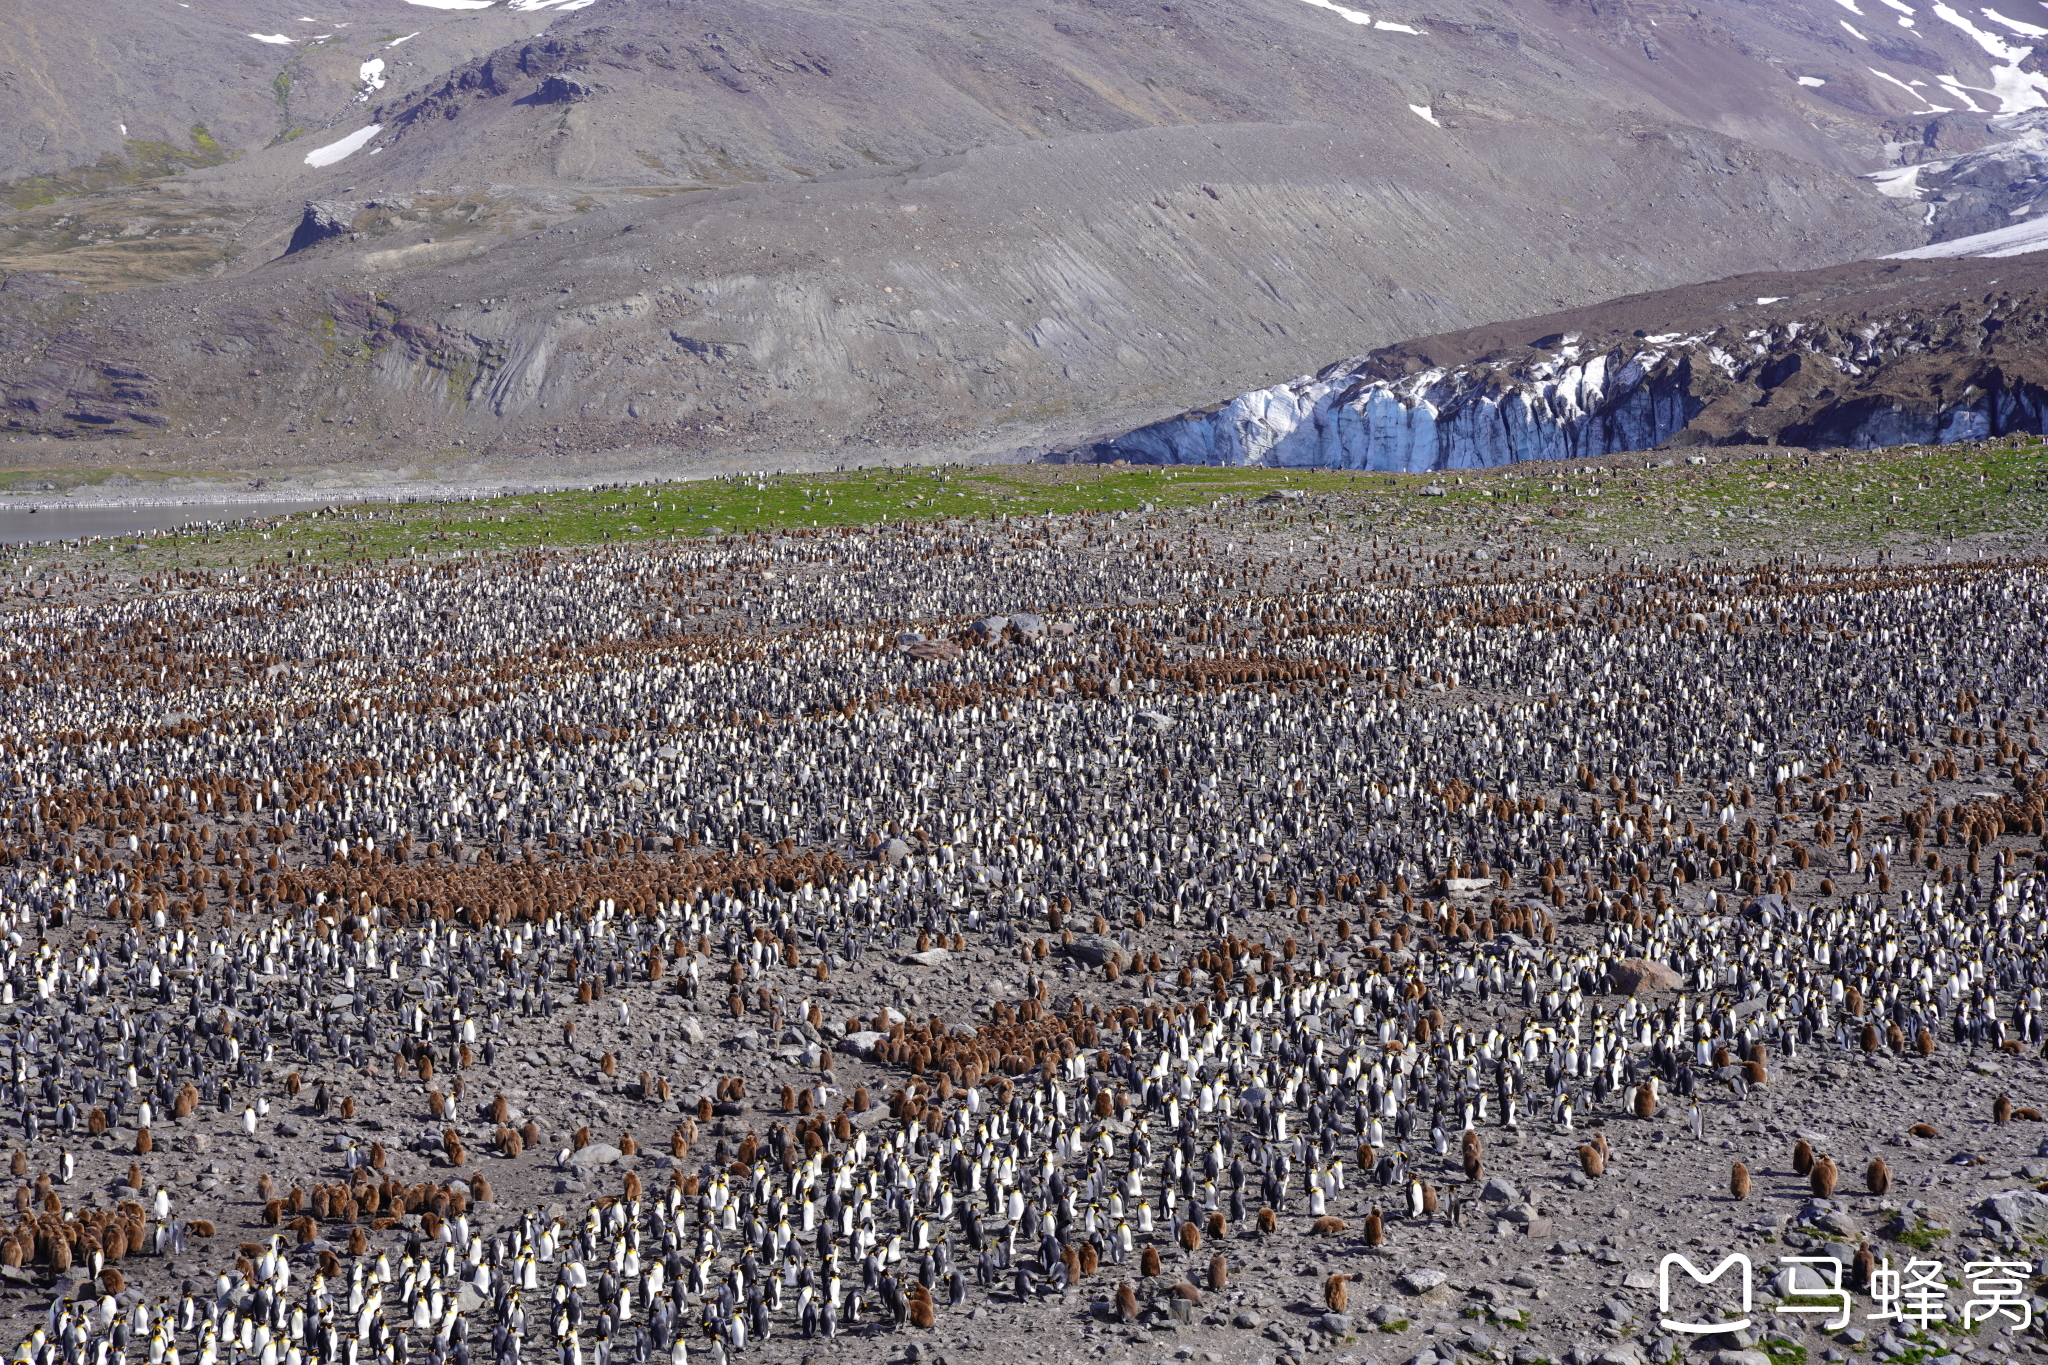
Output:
[
  {"xmin": 303, "ymin": 126, "xmax": 382, "ymax": 168},
  {"xmin": 1886, "ymin": 210, "xmax": 2048, "ymax": 255},
  {"xmin": 1293, "ymin": 0, "xmax": 1374, "ymax": 26}
]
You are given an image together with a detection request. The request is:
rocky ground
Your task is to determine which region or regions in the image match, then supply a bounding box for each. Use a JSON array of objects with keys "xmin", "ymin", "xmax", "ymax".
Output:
[{"xmin": 0, "ymin": 490, "xmax": 2042, "ymax": 1365}]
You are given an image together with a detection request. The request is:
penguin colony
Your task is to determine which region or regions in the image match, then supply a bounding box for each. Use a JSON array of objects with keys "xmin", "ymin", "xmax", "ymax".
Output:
[{"xmin": 0, "ymin": 508, "xmax": 2044, "ymax": 1365}]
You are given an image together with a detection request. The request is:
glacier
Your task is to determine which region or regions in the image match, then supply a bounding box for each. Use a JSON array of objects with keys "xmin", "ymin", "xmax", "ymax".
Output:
[
  {"xmin": 1100, "ymin": 346, "xmax": 1709, "ymax": 471},
  {"xmin": 1093, "ymin": 305, "xmax": 2048, "ymax": 470}
]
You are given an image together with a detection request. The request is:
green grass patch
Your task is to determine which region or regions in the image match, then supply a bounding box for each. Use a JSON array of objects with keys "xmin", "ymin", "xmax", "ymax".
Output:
[
  {"xmin": 10, "ymin": 463, "xmax": 1400, "ymax": 570},
  {"xmin": 1762, "ymin": 1340, "xmax": 1809, "ymax": 1365},
  {"xmin": 1893, "ymin": 1221, "xmax": 1950, "ymax": 1253},
  {"xmin": 6, "ymin": 430, "xmax": 2048, "ymax": 572},
  {"xmin": 1379, "ymin": 436, "xmax": 2048, "ymax": 552},
  {"xmin": 1, "ymin": 129, "xmax": 240, "ymax": 210}
]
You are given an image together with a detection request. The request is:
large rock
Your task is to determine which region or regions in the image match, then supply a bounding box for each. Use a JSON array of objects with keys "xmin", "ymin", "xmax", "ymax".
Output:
[
  {"xmin": 1610, "ymin": 958, "xmax": 1683, "ymax": 995},
  {"xmin": 1710, "ymin": 1353, "xmax": 1772, "ymax": 1365},
  {"xmin": 837, "ymin": 1031, "xmax": 885, "ymax": 1058},
  {"xmin": 1981, "ymin": 1189, "xmax": 2048, "ymax": 1235},
  {"xmin": 1063, "ymin": 934, "xmax": 1123, "ymax": 969},
  {"xmin": 565, "ymin": 1143, "xmax": 622, "ymax": 1169},
  {"xmin": 901, "ymin": 948, "xmax": 953, "ymax": 967},
  {"xmin": 1397, "ymin": 1270, "xmax": 1449, "ymax": 1296},
  {"xmin": 285, "ymin": 201, "xmax": 364, "ymax": 255}
]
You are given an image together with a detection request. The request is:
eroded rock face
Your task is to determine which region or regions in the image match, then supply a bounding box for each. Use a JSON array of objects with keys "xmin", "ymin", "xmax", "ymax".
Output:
[{"xmin": 1095, "ymin": 255, "xmax": 2048, "ymax": 469}]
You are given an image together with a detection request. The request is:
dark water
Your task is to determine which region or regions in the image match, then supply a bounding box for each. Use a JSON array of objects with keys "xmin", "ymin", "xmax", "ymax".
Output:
[{"xmin": 0, "ymin": 499, "xmax": 343, "ymax": 545}]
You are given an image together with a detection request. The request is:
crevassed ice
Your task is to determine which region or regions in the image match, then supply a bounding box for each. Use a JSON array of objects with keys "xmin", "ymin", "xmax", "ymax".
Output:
[{"xmin": 1102, "ymin": 345, "xmax": 1703, "ymax": 471}]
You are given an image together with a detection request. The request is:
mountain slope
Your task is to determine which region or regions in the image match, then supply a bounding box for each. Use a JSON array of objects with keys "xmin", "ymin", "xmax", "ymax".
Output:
[{"xmin": 7, "ymin": 0, "xmax": 2046, "ymax": 470}]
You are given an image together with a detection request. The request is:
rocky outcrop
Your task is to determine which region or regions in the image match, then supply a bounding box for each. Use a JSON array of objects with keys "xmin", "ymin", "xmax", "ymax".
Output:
[
  {"xmin": 1872, "ymin": 111, "xmax": 2048, "ymax": 245},
  {"xmin": 285, "ymin": 202, "xmax": 365, "ymax": 256},
  {"xmin": 1094, "ymin": 255, "xmax": 2048, "ymax": 468}
]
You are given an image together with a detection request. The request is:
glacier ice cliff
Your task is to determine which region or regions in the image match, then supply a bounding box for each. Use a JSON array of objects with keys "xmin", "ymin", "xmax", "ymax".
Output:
[{"xmin": 1094, "ymin": 285, "xmax": 2048, "ymax": 470}]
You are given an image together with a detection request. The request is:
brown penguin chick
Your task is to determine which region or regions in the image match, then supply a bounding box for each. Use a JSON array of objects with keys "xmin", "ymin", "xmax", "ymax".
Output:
[
  {"xmin": 1809, "ymin": 1156, "xmax": 1838, "ymax": 1198},
  {"xmin": 1208, "ymin": 1255, "xmax": 1228, "ymax": 1290},
  {"xmin": 1363, "ymin": 1209, "xmax": 1385, "ymax": 1247},
  {"xmin": 1909, "ymin": 1123, "xmax": 1939, "ymax": 1138},
  {"xmin": 1178, "ymin": 1221, "xmax": 1202, "ymax": 1252},
  {"xmin": 1729, "ymin": 1162, "xmax": 1751, "ymax": 1200},
  {"xmin": 1206, "ymin": 1211, "xmax": 1227, "ymax": 1239},
  {"xmin": 1116, "ymin": 1283, "xmax": 1139, "ymax": 1322},
  {"xmin": 1310, "ymin": 1216, "xmax": 1348, "ymax": 1236},
  {"xmin": 1994, "ymin": 1094, "xmax": 2014, "ymax": 1125},
  {"xmin": 1578, "ymin": 1144, "xmax": 1604, "ymax": 1178},
  {"xmin": 1325, "ymin": 1274, "xmax": 1349, "ymax": 1313},
  {"xmin": 1140, "ymin": 1245, "xmax": 1162, "ymax": 1278},
  {"xmin": 1792, "ymin": 1139, "xmax": 1816, "ymax": 1175},
  {"xmin": 1256, "ymin": 1207, "xmax": 1278, "ymax": 1235},
  {"xmin": 1866, "ymin": 1159, "xmax": 1890, "ymax": 1195}
]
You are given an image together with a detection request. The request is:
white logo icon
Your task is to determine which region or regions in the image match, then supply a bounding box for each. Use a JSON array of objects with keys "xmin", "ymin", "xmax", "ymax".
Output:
[{"xmin": 1658, "ymin": 1254, "xmax": 1753, "ymax": 1335}]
